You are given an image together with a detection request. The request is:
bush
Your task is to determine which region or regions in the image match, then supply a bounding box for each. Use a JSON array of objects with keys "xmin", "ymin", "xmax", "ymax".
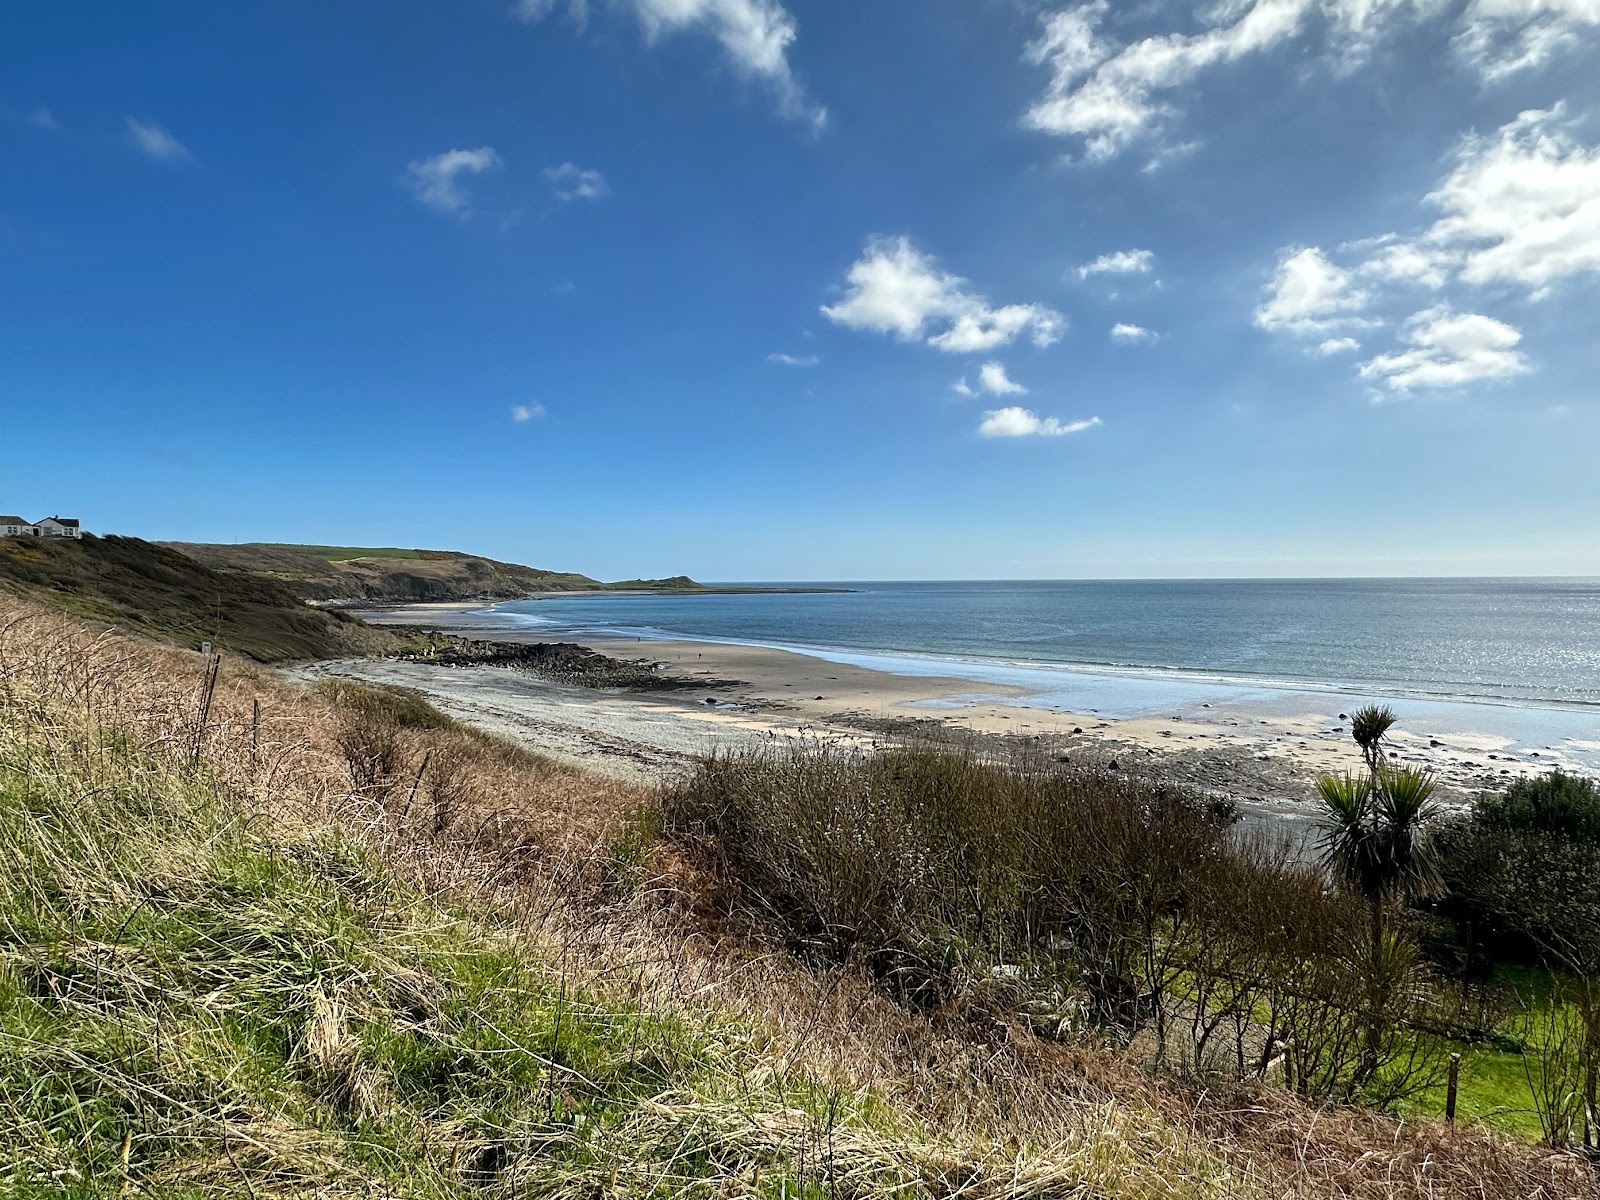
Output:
[
  {"xmin": 1436, "ymin": 773, "xmax": 1600, "ymax": 968},
  {"xmin": 664, "ymin": 743, "xmax": 1448, "ymax": 1105}
]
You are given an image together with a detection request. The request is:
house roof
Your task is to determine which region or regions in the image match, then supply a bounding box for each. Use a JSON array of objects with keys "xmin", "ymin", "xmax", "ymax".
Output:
[
  {"xmin": 0, "ymin": 516, "xmax": 30, "ymax": 526},
  {"xmin": 39, "ymin": 517, "xmax": 80, "ymax": 528}
]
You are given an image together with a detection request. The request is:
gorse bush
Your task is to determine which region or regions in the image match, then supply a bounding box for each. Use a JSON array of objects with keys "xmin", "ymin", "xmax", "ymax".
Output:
[{"xmin": 1470, "ymin": 771, "xmax": 1600, "ymax": 840}]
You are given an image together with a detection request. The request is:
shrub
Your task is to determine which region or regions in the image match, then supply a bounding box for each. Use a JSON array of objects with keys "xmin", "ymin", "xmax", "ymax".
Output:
[{"xmin": 665, "ymin": 742, "xmax": 1449, "ymax": 1106}]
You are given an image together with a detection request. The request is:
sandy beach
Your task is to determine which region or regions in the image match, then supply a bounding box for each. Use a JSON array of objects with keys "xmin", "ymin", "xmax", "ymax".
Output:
[{"xmin": 280, "ymin": 601, "xmax": 1579, "ymax": 830}]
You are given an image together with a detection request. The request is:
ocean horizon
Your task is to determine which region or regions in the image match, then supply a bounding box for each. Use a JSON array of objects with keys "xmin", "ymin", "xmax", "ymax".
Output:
[{"xmin": 493, "ymin": 578, "xmax": 1600, "ymax": 775}]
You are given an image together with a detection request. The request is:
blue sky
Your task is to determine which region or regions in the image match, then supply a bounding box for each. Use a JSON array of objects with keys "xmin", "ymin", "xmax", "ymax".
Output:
[{"xmin": 3, "ymin": 0, "xmax": 1597, "ymax": 579}]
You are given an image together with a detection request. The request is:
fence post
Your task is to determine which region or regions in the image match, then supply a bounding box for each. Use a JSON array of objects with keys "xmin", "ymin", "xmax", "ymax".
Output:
[{"xmin": 1446, "ymin": 1053, "xmax": 1461, "ymax": 1125}]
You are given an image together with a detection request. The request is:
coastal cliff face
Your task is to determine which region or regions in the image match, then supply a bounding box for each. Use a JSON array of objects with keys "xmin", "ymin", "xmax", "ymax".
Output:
[{"xmin": 165, "ymin": 543, "xmax": 706, "ymax": 604}]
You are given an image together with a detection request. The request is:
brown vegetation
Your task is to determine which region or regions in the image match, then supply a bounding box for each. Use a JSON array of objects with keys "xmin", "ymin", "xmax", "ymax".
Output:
[
  {"xmin": 0, "ymin": 534, "xmax": 402, "ymax": 661},
  {"xmin": 2, "ymin": 595, "xmax": 1595, "ymax": 1197}
]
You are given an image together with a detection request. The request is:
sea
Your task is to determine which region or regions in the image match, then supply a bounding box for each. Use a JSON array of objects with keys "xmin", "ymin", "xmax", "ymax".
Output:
[{"xmin": 493, "ymin": 579, "xmax": 1600, "ymax": 775}]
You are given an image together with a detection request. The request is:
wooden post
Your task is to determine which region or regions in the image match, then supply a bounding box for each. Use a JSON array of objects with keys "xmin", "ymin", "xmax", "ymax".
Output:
[
  {"xmin": 1446, "ymin": 1053, "xmax": 1461, "ymax": 1125},
  {"xmin": 250, "ymin": 697, "xmax": 261, "ymax": 780},
  {"xmin": 191, "ymin": 654, "xmax": 221, "ymax": 770}
]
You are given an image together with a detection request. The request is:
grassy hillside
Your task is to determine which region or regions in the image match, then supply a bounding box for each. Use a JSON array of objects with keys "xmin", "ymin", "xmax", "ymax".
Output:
[
  {"xmin": 2, "ymin": 597, "xmax": 1591, "ymax": 1198},
  {"xmin": 0, "ymin": 535, "xmax": 399, "ymax": 662},
  {"xmin": 167, "ymin": 542, "xmax": 703, "ymax": 604}
]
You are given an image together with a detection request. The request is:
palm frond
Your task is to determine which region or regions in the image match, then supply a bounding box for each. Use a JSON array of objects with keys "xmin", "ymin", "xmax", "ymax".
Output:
[{"xmin": 1350, "ymin": 704, "xmax": 1396, "ymax": 754}]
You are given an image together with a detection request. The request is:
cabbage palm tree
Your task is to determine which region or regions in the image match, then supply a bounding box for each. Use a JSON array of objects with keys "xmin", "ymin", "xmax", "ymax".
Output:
[
  {"xmin": 1349, "ymin": 703, "xmax": 1397, "ymax": 777},
  {"xmin": 1317, "ymin": 711, "xmax": 1440, "ymax": 1083}
]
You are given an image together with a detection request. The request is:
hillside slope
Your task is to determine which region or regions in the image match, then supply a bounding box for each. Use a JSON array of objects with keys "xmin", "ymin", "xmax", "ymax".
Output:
[
  {"xmin": 166, "ymin": 542, "xmax": 707, "ymax": 603},
  {"xmin": 2, "ymin": 597, "xmax": 1588, "ymax": 1199},
  {"xmin": 0, "ymin": 535, "xmax": 397, "ymax": 662}
]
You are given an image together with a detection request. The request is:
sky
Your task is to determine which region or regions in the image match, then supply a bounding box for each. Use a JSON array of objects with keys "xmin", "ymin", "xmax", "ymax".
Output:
[{"xmin": 2, "ymin": 0, "xmax": 1598, "ymax": 580}]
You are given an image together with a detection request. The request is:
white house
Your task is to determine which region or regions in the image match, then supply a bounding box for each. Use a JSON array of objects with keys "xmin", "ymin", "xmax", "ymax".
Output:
[
  {"xmin": 0, "ymin": 516, "xmax": 35, "ymax": 538},
  {"xmin": 34, "ymin": 516, "xmax": 83, "ymax": 539}
]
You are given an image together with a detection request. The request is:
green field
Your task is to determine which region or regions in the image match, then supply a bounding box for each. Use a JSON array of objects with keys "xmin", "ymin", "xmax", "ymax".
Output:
[{"xmin": 253, "ymin": 543, "xmax": 430, "ymax": 562}]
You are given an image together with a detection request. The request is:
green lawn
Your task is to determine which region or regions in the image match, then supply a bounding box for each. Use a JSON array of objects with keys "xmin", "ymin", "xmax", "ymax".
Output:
[{"xmin": 270, "ymin": 543, "xmax": 428, "ymax": 561}]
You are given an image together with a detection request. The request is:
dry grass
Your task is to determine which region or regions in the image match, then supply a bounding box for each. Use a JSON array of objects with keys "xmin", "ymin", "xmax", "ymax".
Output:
[{"xmin": 0, "ymin": 596, "xmax": 1594, "ymax": 1199}]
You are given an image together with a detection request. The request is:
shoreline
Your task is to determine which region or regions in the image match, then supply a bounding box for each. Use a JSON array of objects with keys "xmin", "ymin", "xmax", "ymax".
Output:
[{"xmin": 303, "ymin": 600, "xmax": 1593, "ymax": 821}]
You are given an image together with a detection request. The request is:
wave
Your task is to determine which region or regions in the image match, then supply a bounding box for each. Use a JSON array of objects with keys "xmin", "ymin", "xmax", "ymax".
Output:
[{"xmin": 487, "ymin": 601, "xmax": 1600, "ymax": 716}]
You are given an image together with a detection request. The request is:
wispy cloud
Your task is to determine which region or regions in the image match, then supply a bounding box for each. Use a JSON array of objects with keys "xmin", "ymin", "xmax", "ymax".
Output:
[
  {"xmin": 1258, "ymin": 106, "xmax": 1600, "ymax": 391},
  {"xmin": 543, "ymin": 162, "xmax": 609, "ymax": 201},
  {"xmin": 768, "ymin": 352, "xmax": 819, "ymax": 366},
  {"xmin": 1358, "ymin": 307, "xmax": 1529, "ymax": 393},
  {"xmin": 5, "ymin": 105, "xmax": 60, "ymax": 131},
  {"xmin": 512, "ymin": 402, "xmax": 546, "ymax": 422},
  {"xmin": 1110, "ymin": 322, "xmax": 1157, "ymax": 343},
  {"xmin": 1317, "ymin": 337, "xmax": 1361, "ymax": 355},
  {"xmin": 1075, "ymin": 248, "xmax": 1154, "ymax": 279},
  {"xmin": 823, "ymin": 236, "xmax": 1064, "ymax": 354},
  {"xmin": 1022, "ymin": 0, "xmax": 1598, "ymax": 163},
  {"xmin": 126, "ymin": 117, "xmax": 192, "ymax": 164},
  {"xmin": 979, "ymin": 407, "xmax": 1101, "ymax": 438},
  {"xmin": 515, "ymin": 0, "xmax": 825, "ymax": 129},
  {"xmin": 406, "ymin": 147, "xmax": 502, "ymax": 215}
]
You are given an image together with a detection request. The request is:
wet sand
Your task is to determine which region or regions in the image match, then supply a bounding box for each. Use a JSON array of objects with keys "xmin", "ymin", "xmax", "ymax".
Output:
[{"xmin": 295, "ymin": 601, "xmax": 1572, "ymax": 822}]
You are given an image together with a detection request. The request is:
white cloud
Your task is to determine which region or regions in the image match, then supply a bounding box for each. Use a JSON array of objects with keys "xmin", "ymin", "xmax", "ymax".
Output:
[
  {"xmin": 1357, "ymin": 307, "xmax": 1530, "ymax": 392},
  {"xmin": 1317, "ymin": 336, "xmax": 1362, "ymax": 354},
  {"xmin": 1110, "ymin": 322, "xmax": 1157, "ymax": 342},
  {"xmin": 822, "ymin": 236, "xmax": 1064, "ymax": 354},
  {"xmin": 543, "ymin": 162, "xmax": 609, "ymax": 201},
  {"xmin": 1357, "ymin": 238, "xmax": 1454, "ymax": 288},
  {"xmin": 406, "ymin": 147, "xmax": 501, "ymax": 215},
  {"xmin": 1022, "ymin": 0, "xmax": 1596, "ymax": 161},
  {"xmin": 768, "ymin": 352, "xmax": 818, "ymax": 366},
  {"xmin": 930, "ymin": 307, "xmax": 1065, "ymax": 353},
  {"xmin": 1259, "ymin": 106, "xmax": 1599, "ymax": 389},
  {"xmin": 126, "ymin": 117, "xmax": 192, "ymax": 164},
  {"xmin": 1076, "ymin": 248, "xmax": 1155, "ymax": 278},
  {"xmin": 516, "ymin": 0, "xmax": 824, "ymax": 128},
  {"xmin": 979, "ymin": 407, "xmax": 1102, "ymax": 438},
  {"xmin": 1254, "ymin": 246, "xmax": 1372, "ymax": 334},
  {"xmin": 951, "ymin": 377, "xmax": 978, "ymax": 397},
  {"xmin": 1421, "ymin": 105, "xmax": 1600, "ymax": 295},
  {"xmin": 512, "ymin": 403, "xmax": 547, "ymax": 422},
  {"xmin": 978, "ymin": 362, "xmax": 1028, "ymax": 395},
  {"xmin": 1456, "ymin": 0, "xmax": 1600, "ymax": 77}
]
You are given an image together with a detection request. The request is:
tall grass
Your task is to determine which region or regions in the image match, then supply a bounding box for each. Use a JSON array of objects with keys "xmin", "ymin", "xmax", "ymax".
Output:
[{"xmin": 0, "ymin": 598, "xmax": 1593, "ymax": 1198}]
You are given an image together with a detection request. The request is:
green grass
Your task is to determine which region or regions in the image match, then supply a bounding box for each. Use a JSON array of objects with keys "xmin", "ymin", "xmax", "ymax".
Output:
[
  {"xmin": 0, "ymin": 731, "xmax": 918, "ymax": 1197},
  {"xmin": 1384, "ymin": 967, "xmax": 1587, "ymax": 1142},
  {"xmin": 0, "ymin": 536, "xmax": 401, "ymax": 662},
  {"xmin": 1404, "ymin": 1039, "xmax": 1543, "ymax": 1141},
  {"xmin": 268, "ymin": 544, "xmax": 429, "ymax": 562}
]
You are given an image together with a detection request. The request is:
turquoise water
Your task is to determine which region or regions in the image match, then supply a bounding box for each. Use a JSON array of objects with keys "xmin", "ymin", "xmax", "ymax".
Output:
[{"xmin": 494, "ymin": 579, "xmax": 1600, "ymax": 771}]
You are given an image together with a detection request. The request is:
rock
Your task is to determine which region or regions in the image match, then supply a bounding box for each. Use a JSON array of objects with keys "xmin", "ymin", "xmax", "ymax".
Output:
[
  {"xmin": 815, "ymin": 695, "xmax": 825, "ymax": 700},
  {"xmin": 1338, "ymin": 713, "xmax": 1347, "ymax": 720},
  {"xmin": 1430, "ymin": 739, "xmax": 1443, "ymax": 747},
  {"xmin": 1107, "ymin": 760, "xmax": 1120, "ymax": 771},
  {"xmin": 1072, "ymin": 726, "xmax": 1084, "ymax": 734},
  {"xmin": 704, "ymin": 697, "xmax": 717, "ymax": 705},
  {"xmin": 1057, "ymin": 754, "xmax": 1071, "ymax": 763}
]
